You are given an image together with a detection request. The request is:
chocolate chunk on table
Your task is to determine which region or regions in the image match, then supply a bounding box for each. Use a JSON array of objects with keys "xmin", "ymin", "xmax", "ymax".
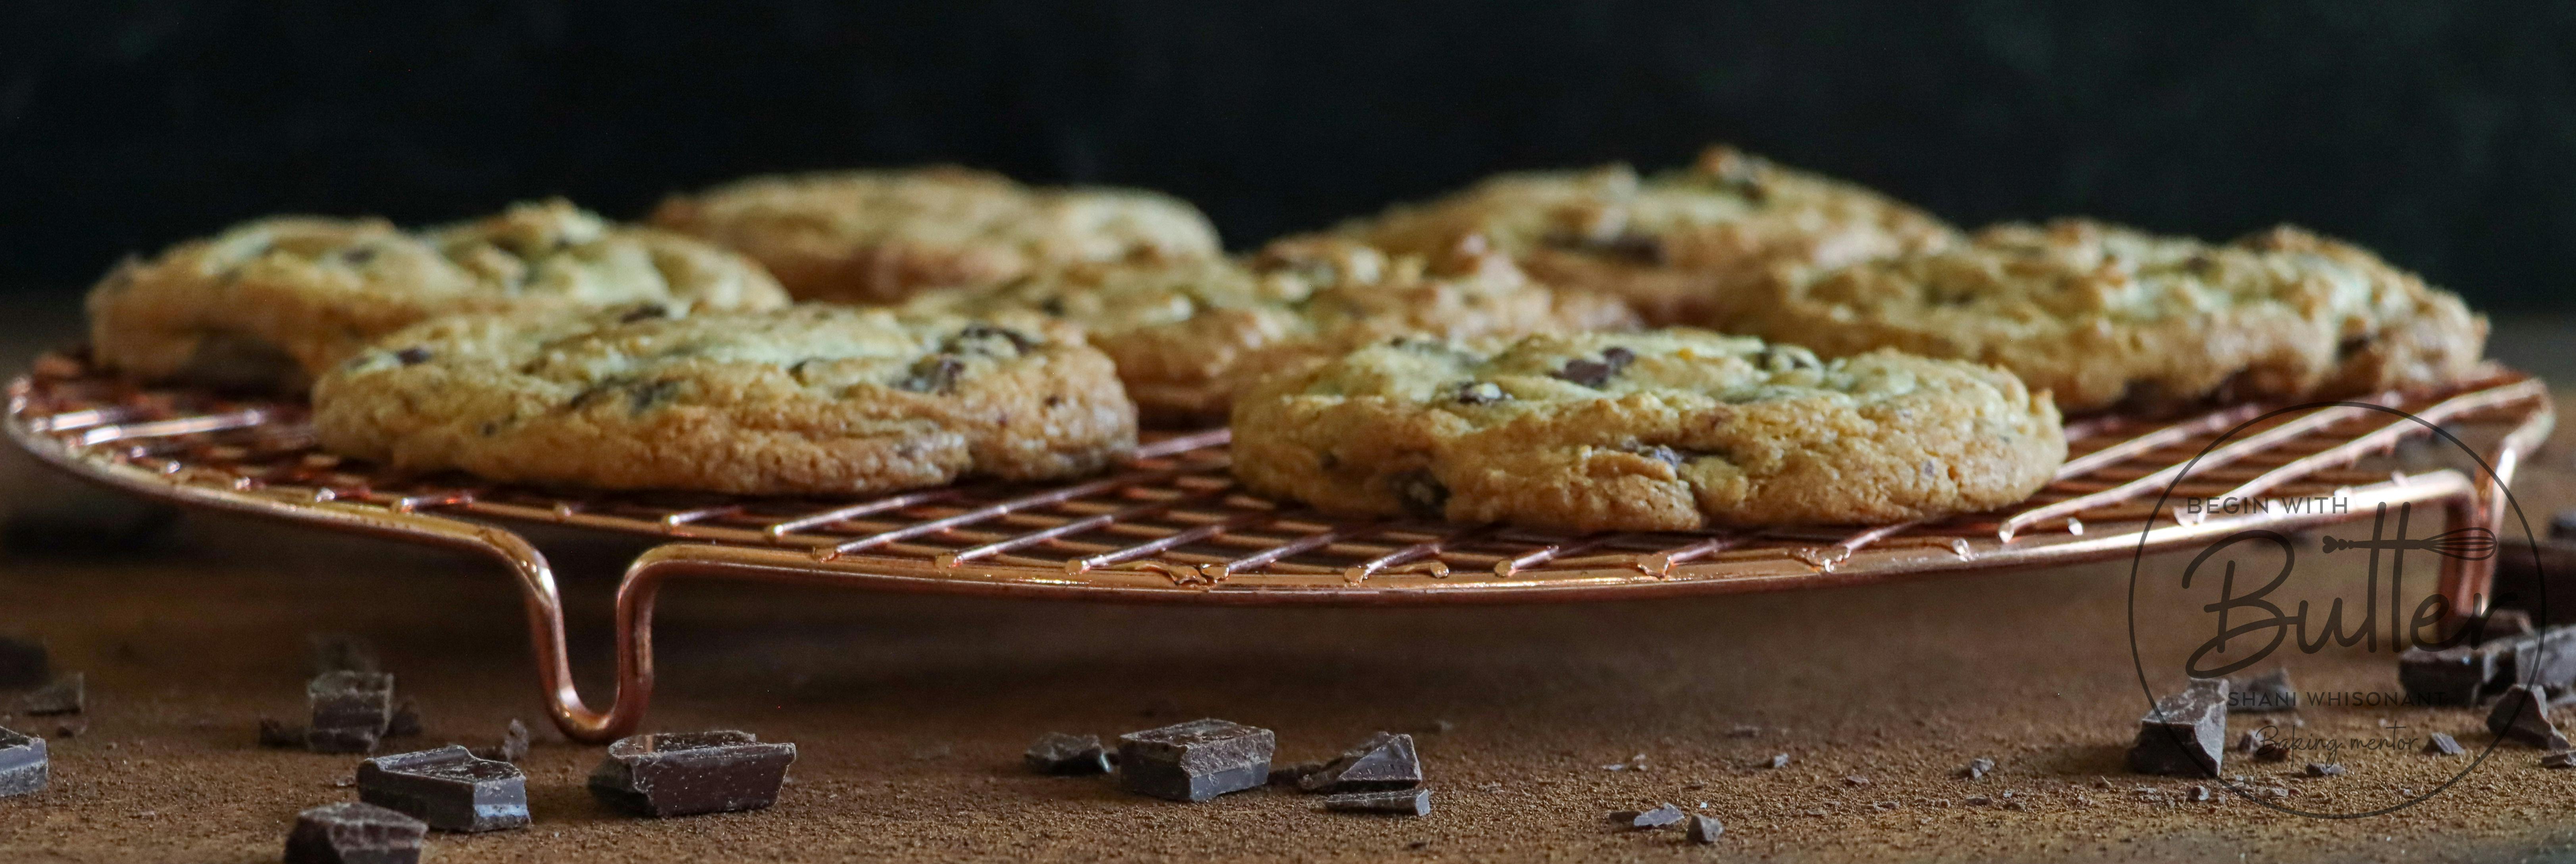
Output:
[
  {"xmin": 284, "ymin": 801, "xmax": 425, "ymax": 864},
  {"xmin": 1611, "ymin": 804, "xmax": 1686, "ymax": 829},
  {"xmin": 1115, "ymin": 718, "xmax": 1275, "ymax": 802},
  {"xmin": 307, "ymin": 671, "xmax": 395, "ymax": 754},
  {"xmin": 473, "ymin": 719, "xmax": 529, "ymax": 763},
  {"xmin": 2225, "ymin": 669, "xmax": 2295, "ymax": 713},
  {"xmin": 588, "ymin": 730, "xmax": 798, "ymax": 818},
  {"xmin": 2127, "ymin": 678, "xmax": 2228, "ymax": 777},
  {"xmin": 0, "ymin": 726, "xmax": 45, "ymax": 798},
  {"xmin": 17, "ymin": 672, "xmax": 81, "ymax": 715},
  {"xmin": 1686, "ymin": 814, "xmax": 1724, "ymax": 843},
  {"xmin": 0, "ymin": 637, "xmax": 46, "ymax": 689},
  {"xmin": 2424, "ymin": 732, "xmax": 2466, "ymax": 756},
  {"xmin": 1959, "ymin": 757, "xmax": 1995, "ymax": 780},
  {"xmin": 1024, "ymin": 732, "xmax": 1111, "ymax": 776},
  {"xmin": 358, "ymin": 745, "xmax": 529, "ymax": 832},
  {"xmin": 2486, "ymin": 684, "xmax": 2570, "ymax": 749},
  {"xmin": 2545, "ymin": 751, "xmax": 2576, "ymax": 770},
  {"xmin": 1297, "ymin": 732, "xmax": 1421, "ymax": 793},
  {"xmin": 2304, "ymin": 762, "xmax": 2346, "ymax": 777},
  {"xmin": 1322, "ymin": 787, "xmax": 1431, "ymax": 816}
]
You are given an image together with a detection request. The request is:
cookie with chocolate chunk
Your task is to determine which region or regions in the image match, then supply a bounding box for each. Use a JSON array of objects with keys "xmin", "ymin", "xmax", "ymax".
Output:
[
  {"xmin": 1722, "ymin": 219, "xmax": 2489, "ymax": 413},
  {"xmin": 1230, "ymin": 330, "xmax": 2063, "ymax": 531},
  {"xmin": 651, "ymin": 166, "xmax": 1220, "ymax": 304},
  {"xmin": 907, "ymin": 238, "xmax": 1638, "ymax": 424},
  {"xmin": 86, "ymin": 199, "xmax": 790, "ymax": 394},
  {"xmin": 1323, "ymin": 145, "xmax": 1956, "ymax": 326},
  {"xmin": 313, "ymin": 305, "xmax": 1135, "ymax": 495}
]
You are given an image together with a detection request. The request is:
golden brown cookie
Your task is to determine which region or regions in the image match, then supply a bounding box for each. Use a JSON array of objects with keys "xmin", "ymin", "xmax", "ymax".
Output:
[
  {"xmin": 1323, "ymin": 146, "xmax": 1957, "ymax": 326},
  {"xmin": 86, "ymin": 199, "xmax": 789, "ymax": 393},
  {"xmin": 1231, "ymin": 330, "xmax": 2064, "ymax": 532},
  {"xmin": 906, "ymin": 238, "xmax": 1639, "ymax": 424},
  {"xmin": 1720, "ymin": 219, "xmax": 2490, "ymax": 413},
  {"xmin": 650, "ymin": 166, "xmax": 1220, "ymax": 304},
  {"xmin": 312, "ymin": 304, "xmax": 1136, "ymax": 495}
]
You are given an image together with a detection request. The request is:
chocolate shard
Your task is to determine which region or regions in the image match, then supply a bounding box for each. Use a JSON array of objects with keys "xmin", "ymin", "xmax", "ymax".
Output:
[
  {"xmin": 18, "ymin": 673, "xmax": 82, "ymax": 716},
  {"xmin": 1296, "ymin": 732, "xmax": 1421, "ymax": 793},
  {"xmin": 259, "ymin": 718, "xmax": 307, "ymax": 749},
  {"xmin": 1959, "ymin": 757, "xmax": 1995, "ymax": 780},
  {"xmin": 306, "ymin": 671, "xmax": 395, "ymax": 755},
  {"xmin": 384, "ymin": 700, "xmax": 422, "ymax": 739},
  {"xmin": 1322, "ymin": 787, "xmax": 1431, "ymax": 816},
  {"xmin": 1685, "ymin": 813, "xmax": 1723, "ymax": 843},
  {"xmin": 473, "ymin": 719, "xmax": 530, "ymax": 763},
  {"xmin": 0, "ymin": 638, "xmax": 46, "ymax": 689},
  {"xmin": 2486, "ymin": 684, "xmax": 2570, "ymax": 749},
  {"xmin": 2253, "ymin": 741, "xmax": 2291, "ymax": 762},
  {"xmin": 357, "ymin": 745, "xmax": 529, "ymax": 832},
  {"xmin": 0, "ymin": 726, "xmax": 45, "ymax": 798},
  {"xmin": 2545, "ymin": 751, "xmax": 2576, "ymax": 770},
  {"xmin": 1023, "ymin": 732, "xmax": 1112, "ymax": 776},
  {"xmin": 2304, "ymin": 762, "xmax": 2346, "ymax": 778},
  {"xmin": 2225, "ymin": 669, "xmax": 2296, "ymax": 713},
  {"xmin": 2127, "ymin": 678, "xmax": 2228, "ymax": 777},
  {"xmin": 1612, "ymin": 803, "xmax": 1685, "ymax": 829},
  {"xmin": 2234, "ymin": 732, "xmax": 2265, "ymax": 754},
  {"xmin": 587, "ymin": 730, "xmax": 798, "ymax": 818},
  {"xmin": 284, "ymin": 801, "xmax": 425, "ymax": 864},
  {"xmin": 1758, "ymin": 753, "xmax": 1789, "ymax": 769},
  {"xmin": 2402, "ymin": 624, "xmax": 2576, "ymax": 706},
  {"xmin": 2424, "ymin": 732, "xmax": 2466, "ymax": 756},
  {"xmin": 307, "ymin": 634, "xmax": 382, "ymax": 676},
  {"xmin": 1115, "ymin": 718, "xmax": 1275, "ymax": 802}
]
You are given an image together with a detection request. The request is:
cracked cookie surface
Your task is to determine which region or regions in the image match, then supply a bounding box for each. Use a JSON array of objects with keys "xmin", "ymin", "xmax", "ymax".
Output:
[
  {"xmin": 906, "ymin": 239, "xmax": 1639, "ymax": 424},
  {"xmin": 1230, "ymin": 330, "xmax": 2064, "ymax": 532},
  {"xmin": 1720, "ymin": 219, "xmax": 2490, "ymax": 413},
  {"xmin": 87, "ymin": 199, "xmax": 790, "ymax": 393},
  {"xmin": 1323, "ymin": 145, "xmax": 1956, "ymax": 326},
  {"xmin": 313, "ymin": 304, "xmax": 1136, "ymax": 495},
  {"xmin": 651, "ymin": 166, "xmax": 1220, "ymax": 304}
]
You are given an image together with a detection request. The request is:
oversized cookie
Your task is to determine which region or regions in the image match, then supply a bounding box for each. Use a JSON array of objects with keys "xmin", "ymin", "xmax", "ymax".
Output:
[
  {"xmin": 1323, "ymin": 145, "xmax": 1956, "ymax": 326},
  {"xmin": 313, "ymin": 305, "xmax": 1136, "ymax": 495},
  {"xmin": 1721, "ymin": 219, "xmax": 2490, "ymax": 413},
  {"xmin": 651, "ymin": 166, "xmax": 1221, "ymax": 304},
  {"xmin": 907, "ymin": 238, "xmax": 1639, "ymax": 424},
  {"xmin": 1231, "ymin": 330, "xmax": 2064, "ymax": 532},
  {"xmin": 87, "ymin": 199, "xmax": 790, "ymax": 393}
]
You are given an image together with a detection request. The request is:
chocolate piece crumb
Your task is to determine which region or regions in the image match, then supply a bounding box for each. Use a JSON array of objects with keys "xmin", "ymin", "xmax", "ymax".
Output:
[
  {"xmin": 1685, "ymin": 813, "xmax": 1723, "ymax": 843},
  {"xmin": 2254, "ymin": 741, "xmax": 2291, "ymax": 762},
  {"xmin": 358, "ymin": 745, "xmax": 529, "ymax": 832},
  {"xmin": 1759, "ymin": 753, "xmax": 1790, "ymax": 769},
  {"xmin": 471, "ymin": 718, "xmax": 530, "ymax": 763},
  {"xmin": 2304, "ymin": 762, "xmax": 2346, "ymax": 777},
  {"xmin": 285, "ymin": 801, "xmax": 425, "ymax": 864},
  {"xmin": 1024, "ymin": 732, "xmax": 1112, "ymax": 776},
  {"xmin": 1115, "ymin": 718, "xmax": 1275, "ymax": 802},
  {"xmin": 587, "ymin": 730, "xmax": 798, "ymax": 818},
  {"xmin": 2487, "ymin": 684, "xmax": 2570, "ymax": 749},
  {"xmin": 1322, "ymin": 787, "xmax": 1431, "ymax": 816},
  {"xmin": 1297, "ymin": 732, "xmax": 1421, "ymax": 793},
  {"xmin": 2424, "ymin": 733, "xmax": 2466, "ymax": 756},
  {"xmin": 2543, "ymin": 751, "xmax": 2576, "ymax": 770},
  {"xmin": 0, "ymin": 726, "xmax": 44, "ymax": 798},
  {"xmin": 1960, "ymin": 758, "xmax": 1995, "ymax": 780},
  {"xmin": 18, "ymin": 673, "xmax": 81, "ymax": 716},
  {"xmin": 1611, "ymin": 804, "xmax": 1686, "ymax": 829}
]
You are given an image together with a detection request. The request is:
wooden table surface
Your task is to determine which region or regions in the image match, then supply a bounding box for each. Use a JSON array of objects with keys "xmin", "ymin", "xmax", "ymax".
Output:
[{"xmin": 3, "ymin": 293, "xmax": 2574, "ymax": 863}]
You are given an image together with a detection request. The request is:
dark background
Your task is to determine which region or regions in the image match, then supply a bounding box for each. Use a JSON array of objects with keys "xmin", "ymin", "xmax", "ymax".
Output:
[{"xmin": 4, "ymin": 1, "xmax": 2573, "ymax": 309}]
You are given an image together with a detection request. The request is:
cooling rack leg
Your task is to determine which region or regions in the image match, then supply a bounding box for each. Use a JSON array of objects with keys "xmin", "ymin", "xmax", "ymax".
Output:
[{"xmin": 2435, "ymin": 397, "xmax": 2553, "ymax": 627}]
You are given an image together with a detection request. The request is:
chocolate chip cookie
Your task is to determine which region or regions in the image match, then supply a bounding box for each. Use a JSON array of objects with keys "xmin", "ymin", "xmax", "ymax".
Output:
[
  {"xmin": 651, "ymin": 166, "xmax": 1221, "ymax": 304},
  {"xmin": 87, "ymin": 199, "xmax": 790, "ymax": 393},
  {"xmin": 1231, "ymin": 330, "xmax": 2065, "ymax": 532},
  {"xmin": 907, "ymin": 238, "xmax": 1639, "ymax": 424},
  {"xmin": 1719, "ymin": 219, "xmax": 2490, "ymax": 413},
  {"xmin": 1322, "ymin": 145, "xmax": 1957, "ymax": 326},
  {"xmin": 313, "ymin": 304, "xmax": 1136, "ymax": 495}
]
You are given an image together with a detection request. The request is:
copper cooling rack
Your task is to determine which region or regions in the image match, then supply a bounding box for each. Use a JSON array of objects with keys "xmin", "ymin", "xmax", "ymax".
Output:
[{"xmin": 4, "ymin": 351, "xmax": 2554, "ymax": 743}]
